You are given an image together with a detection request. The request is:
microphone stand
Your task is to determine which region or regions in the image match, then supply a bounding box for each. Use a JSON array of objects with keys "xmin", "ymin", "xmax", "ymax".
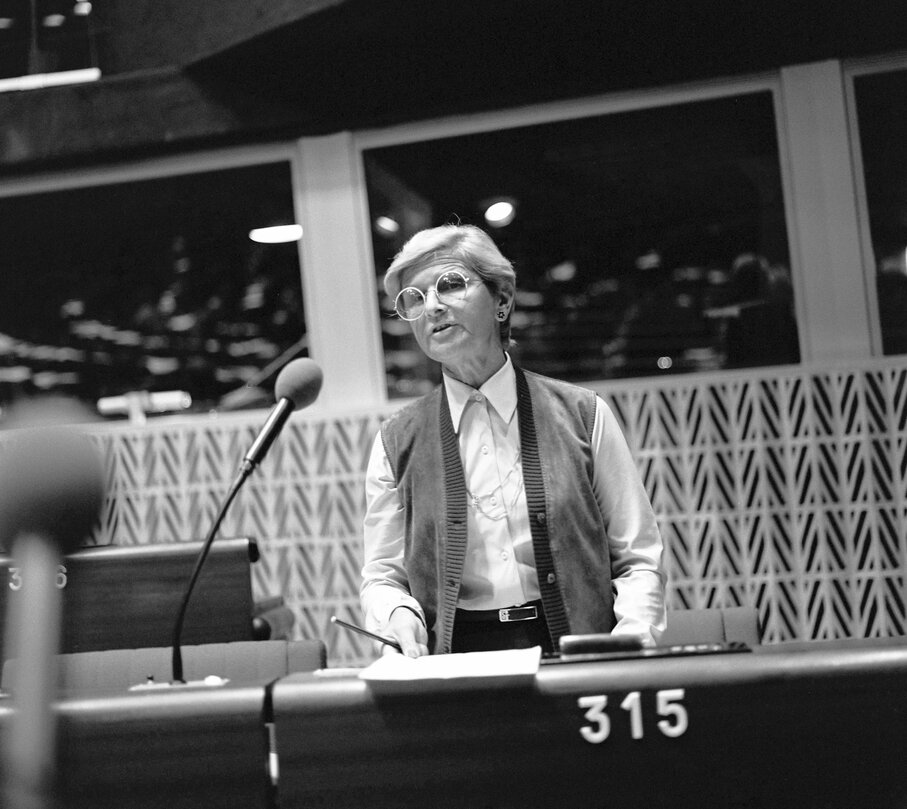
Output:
[
  {"xmin": 170, "ymin": 459, "xmax": 254, "ymax": 684},
  {"xmin": 167, "ymin": 357, "xmax": 321, "ymax": 684}
]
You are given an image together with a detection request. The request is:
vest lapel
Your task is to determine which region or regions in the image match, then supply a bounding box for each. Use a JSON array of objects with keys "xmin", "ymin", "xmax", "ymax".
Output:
[
  {"xmin": 514, "ymin": 365, "xmax": 572, "ymax": 649},
  {"xmin": 438, "ymin": 384, "xmax": 468, "ymax": 653}
]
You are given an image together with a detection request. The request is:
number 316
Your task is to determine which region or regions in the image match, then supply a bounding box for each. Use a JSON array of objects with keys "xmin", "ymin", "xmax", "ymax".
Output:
[
  {"xmin": 7, "ymin": 565, "xmax": 68, "ymax": 591},
  {"xmin": 578, "ymin": 689, "xmax": 688, "ymax": 743}
]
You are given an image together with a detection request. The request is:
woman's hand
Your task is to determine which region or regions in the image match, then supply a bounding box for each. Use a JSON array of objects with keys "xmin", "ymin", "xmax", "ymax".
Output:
[{"xmin": 385, "ymin": 607, "xmax": 430, "ymax": 657}]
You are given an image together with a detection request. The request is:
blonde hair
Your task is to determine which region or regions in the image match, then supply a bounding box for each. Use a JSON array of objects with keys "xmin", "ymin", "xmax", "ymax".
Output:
[{"xmin": 384, "ymin": 224, "xmax": 516, "ymax": 347}]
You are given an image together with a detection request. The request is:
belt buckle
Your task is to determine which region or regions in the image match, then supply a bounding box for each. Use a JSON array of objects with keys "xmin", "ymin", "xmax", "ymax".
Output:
[{"xmin": 498, "ymin": 606, "xmax": 537, "ymax": 623}]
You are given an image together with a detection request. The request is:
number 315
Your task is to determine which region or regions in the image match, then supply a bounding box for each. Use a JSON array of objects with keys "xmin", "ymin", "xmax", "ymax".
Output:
[{"xmin": 578, "ymin": 689, "xmax": 688, "ymax": 743}]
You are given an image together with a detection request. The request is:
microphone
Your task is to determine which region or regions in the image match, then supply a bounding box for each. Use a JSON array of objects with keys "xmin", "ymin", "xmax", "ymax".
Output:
[
  {"xmin": 169, "ymin": 358, "xmax": 323, "ymax": 684},
  {"xmin": 0, "ymin": 405, "xmax": 105, "ymax": 809},
  {"xmin": 241, "ymin": 357, "xmax": 323, "ymax": 473}
]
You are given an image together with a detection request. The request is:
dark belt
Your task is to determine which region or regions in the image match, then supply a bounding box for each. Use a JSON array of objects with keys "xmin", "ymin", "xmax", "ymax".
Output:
[{"xmin": 455, "ymin": 600, "xmax": 542, "ymax": 623}]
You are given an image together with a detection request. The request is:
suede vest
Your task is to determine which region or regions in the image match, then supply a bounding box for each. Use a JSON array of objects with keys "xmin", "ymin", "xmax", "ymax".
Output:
[{"xmin": 380, "ymin": 366, "xmax": 616, "ymax": 654}]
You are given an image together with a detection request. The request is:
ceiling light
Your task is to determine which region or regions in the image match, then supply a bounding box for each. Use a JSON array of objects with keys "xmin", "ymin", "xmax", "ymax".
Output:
[
  {"xmin": 249, "ymin": 224, "xmax": 303, "ymax": 244},
  {"xmin": 375, "ymin": 215, "xmax": 400, "ymax": 236},
  {"xmin": 0, "ymin": 68, "xmax": 101, "ymax": 93},
  {"xmin": 547, "ymin": 260, "xmax": 577, "ymax": 283},
  {"xmin": 484, "ymin": 199, "xmax": 516, "ymax": 228}
]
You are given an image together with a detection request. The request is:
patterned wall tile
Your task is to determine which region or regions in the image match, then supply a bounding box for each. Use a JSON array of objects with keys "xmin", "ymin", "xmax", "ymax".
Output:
[{"xmin": 44, "ymin": 358, "xmax": 906, "ymax": 666}]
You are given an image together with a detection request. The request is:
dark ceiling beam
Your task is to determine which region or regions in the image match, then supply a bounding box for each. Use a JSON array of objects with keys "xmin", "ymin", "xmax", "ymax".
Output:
[
  {"xmin": 187, "ymin": 0, "xmax": 907, "ymax": 133},
  {"xmin": 0, "ymin": 0, "xmax": 360, "ymax": 174},
  {"xmin": 0, "ymin": 68, "xmax": 320, "ymax": 174},
  {"xmin": 98, "ymin": 0, "xmax": 348, "ymax": 73},
  {"xmin": 0, "ymin": 0, "xmax": 904, "ymax": 175}
]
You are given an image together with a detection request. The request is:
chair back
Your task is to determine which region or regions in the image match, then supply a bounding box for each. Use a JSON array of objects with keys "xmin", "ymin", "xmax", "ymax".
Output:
[
  {"xmin": 659, "ymin": 607, "xmax": 761, "ymax": 646},
  {"xmin": 0, "ymin": 538, "xmax": 264, "ymax": 658}
]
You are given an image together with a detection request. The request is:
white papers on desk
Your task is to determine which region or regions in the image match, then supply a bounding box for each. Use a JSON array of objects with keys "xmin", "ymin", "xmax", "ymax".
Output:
[{"xmin": 359, "ymin": 646, "xmax": 542, "ymax": 683}]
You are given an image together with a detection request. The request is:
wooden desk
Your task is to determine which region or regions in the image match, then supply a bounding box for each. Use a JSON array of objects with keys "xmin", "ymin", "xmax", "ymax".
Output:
[{"xmin": 271, "ymin": 639, "xmax": 907, "ymax": 808}]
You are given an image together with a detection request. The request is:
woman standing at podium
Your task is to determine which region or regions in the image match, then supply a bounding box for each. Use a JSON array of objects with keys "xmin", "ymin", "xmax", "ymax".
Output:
[{"xmin": 360, "ymin": 224, "xmax": 665, "ymax": 657}]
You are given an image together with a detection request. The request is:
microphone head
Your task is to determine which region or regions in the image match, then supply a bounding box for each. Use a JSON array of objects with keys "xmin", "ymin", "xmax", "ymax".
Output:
[
  {"xmin": 0, "ymin": 399, "xmax": 106, "ymax": 553},
  {"xmin": 274, "ymin": 358, "xmax": 323, "ymax": 411}
]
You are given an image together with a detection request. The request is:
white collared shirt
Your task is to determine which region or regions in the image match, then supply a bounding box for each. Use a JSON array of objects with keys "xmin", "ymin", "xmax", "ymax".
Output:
[{"xmin": 360, "ymin": 357, "xmax": 666, "ymax": 644}]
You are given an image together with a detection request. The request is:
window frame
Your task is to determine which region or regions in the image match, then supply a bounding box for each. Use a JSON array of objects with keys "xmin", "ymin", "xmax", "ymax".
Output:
[
  {"xmin": 0, "ymin": 55, "xmax": 899, "ymax": 416},
  {"xmin": 345, "ymin": 61, "xmax": 884, "ymax": 400},
  {"xmin": 843, "ymin": 50, "xmax": 907, "ymax": 357},
  {"xmin": 0, "ymin": 142, "xmax": 310, "ymax": 413}
]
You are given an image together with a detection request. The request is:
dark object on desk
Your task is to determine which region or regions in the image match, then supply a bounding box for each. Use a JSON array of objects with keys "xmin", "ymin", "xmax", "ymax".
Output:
[
  {"xmin": 559, "ymin": 632, "xmax": 644, "ymax": 657},
  {"xmin": 546, "ymin": 640, "xmax": 752, "ymax": 665},
  {"xmin": 0, "ymin": 538, "xmax": 294, "ymax": 656},
  {"xmin": 554, "ymin": 606, "xmax": 761, "ymax": 662}
]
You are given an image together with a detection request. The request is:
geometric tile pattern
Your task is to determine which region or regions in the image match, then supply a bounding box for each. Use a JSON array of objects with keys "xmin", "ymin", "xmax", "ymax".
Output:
[
  {"xmin": 607, "ymin": 361, "xmax": 907, "ymax": 646},
  {"xmin": 80, "ymin": 359, "xmax": 907, "ymax": 665}
]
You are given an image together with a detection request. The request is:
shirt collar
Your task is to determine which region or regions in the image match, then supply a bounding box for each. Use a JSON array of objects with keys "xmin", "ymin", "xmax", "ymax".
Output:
[{"xmin": 443, "ymin": 354, "xmax": 517, "ymax": 433}]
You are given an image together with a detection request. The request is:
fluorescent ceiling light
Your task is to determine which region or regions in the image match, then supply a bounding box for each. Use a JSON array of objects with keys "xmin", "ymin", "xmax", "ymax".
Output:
[
  {"xmin": 249, "ymin": 224, "xmax": 303, "ymax": 244},
  {"xmin": 0, "ymin": 68, "xmax": 101, "ymax": 93}
]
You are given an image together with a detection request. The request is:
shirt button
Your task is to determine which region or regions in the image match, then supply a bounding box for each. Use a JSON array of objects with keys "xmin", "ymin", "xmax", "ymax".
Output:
[
  {"xmin": 481, "ymin": 445, "xmax": 490, "ymax": 455},
  {"xmin": 473, "ymin": 393, "xmax": 484, "ymax": 402},
  {"xmin": 501, "ymin": 551, "xmax": 509, "ymax": 561},
  {"xmin": 547, "ymin": 572, "xmax": 556, "ymax": 584},
  {"xmin": 490, "ymin": 496, "xmax": 498, "ymax": 505}
]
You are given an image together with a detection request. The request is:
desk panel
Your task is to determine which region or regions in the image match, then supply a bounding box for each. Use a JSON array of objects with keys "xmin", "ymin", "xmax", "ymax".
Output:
[
  {"xmin": 272, "ymin": 641, "xmax": 907, "ymax": 808},
  {"xmin": 2, "ymin": 683, "xmax": 271, "ymax": 809}
]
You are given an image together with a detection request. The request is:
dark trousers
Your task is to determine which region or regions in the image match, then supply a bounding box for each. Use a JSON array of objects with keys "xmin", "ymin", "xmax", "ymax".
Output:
[{"xmin": 451, "ymin": 607, "xmax": 553, "ymax": 655}]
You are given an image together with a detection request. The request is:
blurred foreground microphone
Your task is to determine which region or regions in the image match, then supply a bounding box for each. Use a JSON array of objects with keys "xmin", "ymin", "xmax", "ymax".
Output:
[
  {"xmin": 0, "ymin": 405, "xmax": 105, "ymax": 809},
  {"xmin": 170, "ymin": 358, "xmax": 323, "ymax": 683}
]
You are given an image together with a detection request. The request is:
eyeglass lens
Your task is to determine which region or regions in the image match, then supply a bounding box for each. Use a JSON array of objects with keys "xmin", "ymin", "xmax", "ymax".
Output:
[{"xmin": 395, "ymin": 270, "xmax": 469, "ymax": 320}]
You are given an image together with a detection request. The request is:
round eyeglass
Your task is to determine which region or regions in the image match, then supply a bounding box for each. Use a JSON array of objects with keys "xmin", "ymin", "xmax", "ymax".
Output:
[{"xmin": 394, "ymin": 269, "xmax": 471, "ymax": 321}]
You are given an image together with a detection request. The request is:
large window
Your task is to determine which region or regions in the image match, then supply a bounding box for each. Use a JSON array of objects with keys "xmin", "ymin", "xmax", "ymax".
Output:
[
  {"xmin": 365, "ymin": 91, "xmax": 799, "ymax": 398},
  {"xmin": 852, "ymin": 66, "xmax": 907, "ymax": 355},
  {"xmin": 0, "ymin": 160, "xmax": 306, "ymax": 417}
]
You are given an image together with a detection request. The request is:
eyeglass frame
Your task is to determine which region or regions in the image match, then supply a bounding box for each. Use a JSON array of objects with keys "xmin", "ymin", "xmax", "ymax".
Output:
[{"xmin": 393, "ymin": 268, "xmax": 474, "ymax": 321}]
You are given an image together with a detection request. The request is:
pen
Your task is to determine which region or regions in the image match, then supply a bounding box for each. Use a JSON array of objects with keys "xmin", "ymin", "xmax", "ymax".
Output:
[{"xmin": 330, "ymin": 615, "xmax": 404, "ymax": 653}]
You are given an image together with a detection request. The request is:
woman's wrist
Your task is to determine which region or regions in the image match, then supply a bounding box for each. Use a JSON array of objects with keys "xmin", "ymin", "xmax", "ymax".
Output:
[{"xmin": 390, "ymin": 604, "xmax": 426, "ymax": 627}]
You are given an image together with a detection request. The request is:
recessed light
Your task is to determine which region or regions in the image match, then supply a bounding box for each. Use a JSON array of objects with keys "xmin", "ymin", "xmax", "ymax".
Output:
[
  {"xmin": 375, "ymin": 216, "xmax": 400, "ymax": 235},
  {"xmin": 484, "ymin": 200, "xmax": 516, "ymax": 227}
]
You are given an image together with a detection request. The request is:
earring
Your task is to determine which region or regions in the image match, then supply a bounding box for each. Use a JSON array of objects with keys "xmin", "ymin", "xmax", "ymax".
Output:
[{"xmin": 496, "ymin": 310, "xmax": 507, "ymax": 321}]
